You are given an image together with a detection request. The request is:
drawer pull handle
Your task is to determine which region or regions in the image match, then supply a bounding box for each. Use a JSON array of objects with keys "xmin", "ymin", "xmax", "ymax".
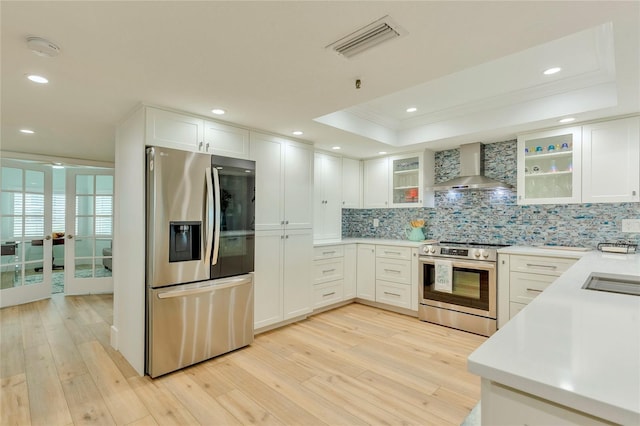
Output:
[
  {"xmin": 322, "ymin": 251, "xmax": 336, "ymax": 255},
  {"xmin": 526, "ymin": 288, "xmax": 543, "ymax": 293},
  {"xmin": 526, "ymin": 263, "xmax": 557, "ymax": 269},
  {"xmin": 322, "ymin": 269, "xmax": 336, "ymax": 274},
  {"xmin": 384, "ymin": 269, "xmax": 401, "ymax": 273},
  {"xmin": 385, "ymin": 251, "xmax": 401, "ymax": 255},
  {"xmin": 384, "ymin": 291, "xmax": 401, "ymax": 297},
  {"xmin": 322, "ymin": 291, "xmax": 336, "ymax": 297}
]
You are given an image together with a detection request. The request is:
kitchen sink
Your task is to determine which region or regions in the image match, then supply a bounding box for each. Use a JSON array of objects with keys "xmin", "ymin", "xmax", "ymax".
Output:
[{"xmin": 583, "ymin": 273, "xmax": 640, "ymax": 296}]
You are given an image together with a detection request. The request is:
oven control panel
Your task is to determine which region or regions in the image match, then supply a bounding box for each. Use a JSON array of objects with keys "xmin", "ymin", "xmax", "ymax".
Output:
[{"xmin": 419, "ymin": 245, "xmax": 498, "ymax": 261}]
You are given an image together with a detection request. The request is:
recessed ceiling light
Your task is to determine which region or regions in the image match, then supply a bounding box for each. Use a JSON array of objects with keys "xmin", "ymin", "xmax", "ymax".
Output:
[
  {"xmin": 292, "ymin": 131, "xmax": 303, "ymax": 136},
  {"xmin": 406, "ymin": 107, "xmax": 417, "ymax": 113},
  {"xmin": 20, "ymin": 129, "xmax": 35, "ymax": 134},
  {"xmin": 378, "ymin": 151, "xmax": 387, "ymax": 155},
  {"xmin": 559, "ymin": 117, "xmax": 575, "ymax": 123},
  {"xmin": 26, "ymin": 74, "xmax": 48, "ymax": 84},
  {"xmin": 543, "ymin": 67, "xmax": 562, "ymax": 75},
  {"xmin": 332, "ymin": 146, "xmax": 341, "ymax": 150},
  {"xmin": 211, "ymin": 108, "xmax": 225, "ymax": 115}
]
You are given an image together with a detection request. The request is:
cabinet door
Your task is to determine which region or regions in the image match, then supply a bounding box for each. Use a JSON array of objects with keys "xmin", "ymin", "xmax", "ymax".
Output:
[
  {"xmin": 343, "ymin": 244, "xmax": 357, "ymax": 300},
  {"xmin": 389, "ymin": 153, "xmax": 423, "ymax": 208},
  {"xmin": 342, "ymin": 158, "xmax": 362, "ymax": 208},
  {"xmin": 363, "ymin": 157, "xmax": 389, "ymax": 208},
  {"xmin": 146, "ymin": 108, "xmax": 204, "ymax": 151},
  {"xmin": 283, "ymin": 229, "xmax": 313, "ymax": 320},
  {"xmin": 582, "ymin": 117, "xmax": 640, "ymax": 203},
  {"xmin": 356, "ymin": 244, "xmax": 376, "ymax": 301},
  {"xmin": 250, "ymin": 133, "xmax": 284, "ymax": 230},
  {"xmin": 204, "ymin": 120, "xmax": 249, "ymax": 159},
  {"xmin": 517, "ymin": 127, "xmax": 582, "ymax": 205},
  {"xmin": 314, "ymin": 152, "xmax": 342, "ymax": 240},
  {"xmin": 284, "ymin": 142, "xmax": 313, "ymax": 229},
  {"xmin": 254, "ymin": 230, "xmax": 284, "ymax": 329},
  {"xmin": 411, "ymin": 249, "xmax": 419, "ymax": 311}
]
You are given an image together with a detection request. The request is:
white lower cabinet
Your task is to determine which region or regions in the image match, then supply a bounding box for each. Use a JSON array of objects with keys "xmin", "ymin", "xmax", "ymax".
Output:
[
  {"xmin": 254, "ymin": 228, "xmax": 312, "ymax": 329},
  {"xmin": 356, "ymin": 244, "xmax": 376, "ymax": 301},
  {"xmin": 312, "ymin": 247, "xmax": 344, "ymax": 309},
  {"xmin": 343, "ymin": 244, "xmax": 357, "ymax": 299},
  {"xmin": 375, "ymin": 245, "xmax": 412, "ymax": 309},
  {"xmin": 498, "ymin": 253, "xmax": 578, "ymax": 328}
]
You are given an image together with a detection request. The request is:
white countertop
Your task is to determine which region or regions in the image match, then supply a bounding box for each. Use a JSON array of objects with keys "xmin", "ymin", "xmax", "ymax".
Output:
[
  {"xmin": 468, "ymin": 251, "xmax": 640, "ymax": 425},
  {"xmin": 498, "ymin": 245, "xmax": 592, "ymax": 259},
  {"xmin": 314, "ymin": 238, "xmax": 430, "ymax": 248}
]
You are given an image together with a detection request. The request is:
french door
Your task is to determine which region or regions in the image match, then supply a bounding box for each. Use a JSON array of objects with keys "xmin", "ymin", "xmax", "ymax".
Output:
[
  {"xmin": 64, "ymin": 169, "xmax": 114, "ymax": 295},
  {"xmin": 0, "ymin": 161, "xmax": 53, "ymax": 308}
]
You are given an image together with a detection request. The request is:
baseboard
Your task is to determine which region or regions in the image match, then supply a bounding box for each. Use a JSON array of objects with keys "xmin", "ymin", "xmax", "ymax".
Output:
[{"xmin": 110, "ymin": 325, "xmax": 118, "ymax": 349}]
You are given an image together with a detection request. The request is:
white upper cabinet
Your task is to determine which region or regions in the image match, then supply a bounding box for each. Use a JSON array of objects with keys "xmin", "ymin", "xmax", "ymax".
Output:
[
  {"xmin": 342, "ymin": 157, "xmax": 362, "ymax": 208},
  {"xmin": 314, "ymin": 152, "xmax": 342, "ymax": 241},
  {"xmin": 582, "ymin": 117, "xmax": 640, "ymax": 203},
  {"xmin": 389, "ymin": 151, "xmax": 435, "ymax": 208},
  {"xmin": 204, "ymin": 120, "xmax": 249, "ymax": 159},
  {"xmin": 145, "ymin": 107, "xmax": 205, "ymax": 151},
  {"xmin": 145, "ymin": 106, "xmax": 249, "ymax": 158},
  {"xmin": 250, "ymin": 132, "xmax": 313, "ymax": 231},
  {"xmin": 284, "ymin": 142, "xmax": 314, "ymax": 229},
  {"xmin": 517, "ymin": 127, "xmax": 582, "ymax": 205},
  {"xmin": 518, "ymin": 117, "xmax": 640, "ymax": 205},
  {"xmin": 250, "ymin": 133, "xmax": 284, "ymax": 230},
  {"xmin": 363, "ymin": 157, "xmax": 390, "ymax": 208}
]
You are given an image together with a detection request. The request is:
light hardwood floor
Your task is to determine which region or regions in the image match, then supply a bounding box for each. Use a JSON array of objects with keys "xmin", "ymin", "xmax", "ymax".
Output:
[{"xmin": 1, "ymin": 295, "xmax": 486, "ymax": 425}]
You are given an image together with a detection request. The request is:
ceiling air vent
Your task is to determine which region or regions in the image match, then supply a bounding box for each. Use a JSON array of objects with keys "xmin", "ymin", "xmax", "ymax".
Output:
[{"xmin": 327, "ymin": 16, "xmax": 405, "ymax": 58}]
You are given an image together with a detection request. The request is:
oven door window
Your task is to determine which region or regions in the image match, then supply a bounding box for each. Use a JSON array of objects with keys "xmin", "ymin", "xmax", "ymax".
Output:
[{"xmin": 422, "ymin": 263, "xmax": 490, "ymax": 311}]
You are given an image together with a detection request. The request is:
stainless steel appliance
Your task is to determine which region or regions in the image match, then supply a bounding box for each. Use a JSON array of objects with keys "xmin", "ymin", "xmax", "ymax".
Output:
[
  {"xmin": 146, "ymin": 146, "xmax": 255, "ymax": 377},
  {"xmin": 418, "ymin": 241, "xmax": 507, "ymax": 336}
]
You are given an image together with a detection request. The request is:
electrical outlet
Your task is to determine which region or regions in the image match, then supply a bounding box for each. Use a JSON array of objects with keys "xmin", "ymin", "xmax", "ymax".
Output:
[
  {"xmin": 621, "ymin": 219, "xmax": 640, "ymax": 233},
  {"xmin": 373, "ymin": 218, "xmax": 379, "ymax": 228}
]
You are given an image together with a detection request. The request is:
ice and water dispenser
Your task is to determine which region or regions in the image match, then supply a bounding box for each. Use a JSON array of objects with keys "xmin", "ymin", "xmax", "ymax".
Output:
[{"xmin": 169, "ymin": 221, "xmax": 201, "ymax": 262}]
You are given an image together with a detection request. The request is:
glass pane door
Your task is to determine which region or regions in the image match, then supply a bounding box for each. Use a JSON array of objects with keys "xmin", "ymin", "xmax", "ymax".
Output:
[
  {"xmin": 65, "ymin": 168, "xmax": 114, "ymax": 295},
  {"xmin": 0, "ymin": 161, "xmax": 52, "ymax": 308},
  {"xmin": 391, "ymin": 155, "xmax": 421, "ymax": 206}
]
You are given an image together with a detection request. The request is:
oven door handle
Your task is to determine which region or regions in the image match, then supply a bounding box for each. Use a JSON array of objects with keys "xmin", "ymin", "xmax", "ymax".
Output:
[{"xmin": 419, "ymin": 258, "xmax": 496, "ymax": 271}]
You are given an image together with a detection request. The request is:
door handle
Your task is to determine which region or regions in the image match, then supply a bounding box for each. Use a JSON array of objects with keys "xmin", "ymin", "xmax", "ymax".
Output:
[
  {"xmin": 211, "ymin": 167, "xmax": 221, "ymax": 265},
  {"xmin": 66, "ymin": 234, "xmax": 74, "ymax": 239},
  {"xmin": 157, "ymin": 276, "xmax": 253, "ymax": 299}
]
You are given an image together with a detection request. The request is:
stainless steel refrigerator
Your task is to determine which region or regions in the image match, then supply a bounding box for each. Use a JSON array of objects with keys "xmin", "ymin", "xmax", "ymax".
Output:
[{"xmin": 145, "ymin": 146, "xmax": 255, "ymax": 378}]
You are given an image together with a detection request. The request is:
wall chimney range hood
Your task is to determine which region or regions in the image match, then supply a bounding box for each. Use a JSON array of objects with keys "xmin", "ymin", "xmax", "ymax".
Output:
[{"xmin": 431, "ymin": 142, "xmax": 513, "ymax": 191}]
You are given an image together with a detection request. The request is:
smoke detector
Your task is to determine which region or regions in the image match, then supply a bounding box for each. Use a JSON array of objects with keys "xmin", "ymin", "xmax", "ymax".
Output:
[
  {"xmin": 326, "ymin": 15, "xmax": 406, "ymax": 58},
  {"xmin": 26, "ymin": 36, "xmax": 61, "ymax": 57}
]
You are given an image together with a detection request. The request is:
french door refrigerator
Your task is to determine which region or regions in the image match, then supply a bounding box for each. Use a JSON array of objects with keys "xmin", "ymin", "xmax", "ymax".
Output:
[{"xmin": 145, "ymin": 146, "xmax": 255, "ymax": 377}]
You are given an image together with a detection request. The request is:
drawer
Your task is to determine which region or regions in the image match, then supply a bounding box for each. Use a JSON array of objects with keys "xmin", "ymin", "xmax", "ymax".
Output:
[
  {"xmin": 314, "ymin": 245, "xmax": 344, "ymax": 260},
  {"xmin": 313, "ymin": 281, "xmax": 344, "ymax": 308},
  {"xmin": 375, "ymin": 258, "xmax": 411, "ymax": 285},
  {"xmin": 375, "ymin": 280, "xmax": 411, "ymax": 309},
  {"xmin": 376, "ymin": 245, "xmax": 412, "ymax": 260},
  {"xmin": 509, "ymin": 302, "xmax": 527, "ymax": 319},
  {"xmin": 509, "ymin": 255, "xmax": 576, "ymax": 277},
  {"xmin": 509, "ymin": 272, "xmax": 556, "ymax": 304},
  {"xmin": 313, "ymin": 258, "xmax": 344, "ymax": 284}
]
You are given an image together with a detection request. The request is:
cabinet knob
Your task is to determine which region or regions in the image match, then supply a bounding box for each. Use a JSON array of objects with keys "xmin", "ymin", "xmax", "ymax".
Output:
[
  {"xmin": 285, "ymin": 220, "xmax": 289, "ymax": 225},
  {"xmin": 281, "ymin": 220, "xmax": 285, "ymax": 225},
  {"xmin": 285, "ymin": 235, "xmax": 289, "ymax": 239},
  {"xmin": 206, "ymin": 142, "xmax": 210, "ymax": 151},
  {"xmin": 67, "ymin": 234, "xmax": 74, "ymax": 239},
  {"xmin": 633, "ymin": 190, "xmax": 637, "ymax": 196},
  {"xmin": 342, "ymin": 201, "xmax": 345, "ymax": 205},
  {"xmin": 45, "ymin": 235, "xmax": 52, "ymax": 240},
  {"xmin": 199, "ymin": 141, "xmax": 203, "ymax": 150}
]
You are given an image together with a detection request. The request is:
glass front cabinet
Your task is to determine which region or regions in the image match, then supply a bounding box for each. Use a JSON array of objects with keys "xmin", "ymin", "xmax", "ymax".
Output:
[
  {"xmin": 517, "ymin": 127, "xmax": 582, "ymax": 205},
  {"xmin": 388, "ymin": 152, "xmax": 435, "ymax": 208}
]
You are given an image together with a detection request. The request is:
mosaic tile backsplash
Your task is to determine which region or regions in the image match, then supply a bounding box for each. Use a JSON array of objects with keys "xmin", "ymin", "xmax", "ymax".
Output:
[{"xmin": 342, "ymin": 140, "xmax": 640, "ymax": 248}]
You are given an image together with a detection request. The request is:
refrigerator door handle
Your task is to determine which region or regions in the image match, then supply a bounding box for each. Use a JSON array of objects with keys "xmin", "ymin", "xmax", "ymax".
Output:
[
  {"xmin": 204, "ymin": 167, "xmax": 214, "ymax": 267},
  {"xmin": 156, "ymin": 275, "xmax": 252, "ymax": 299},
  {"xmin": 211, "ymin": 166, "xmax": 221, "ymax": 265}
]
